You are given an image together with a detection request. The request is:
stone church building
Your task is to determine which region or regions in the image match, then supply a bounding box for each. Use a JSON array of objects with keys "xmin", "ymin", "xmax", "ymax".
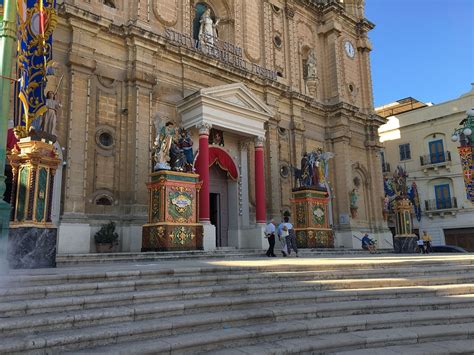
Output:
[{"xmin": 47, "ymin": 0, "xmax": 390, "ymax": 253}]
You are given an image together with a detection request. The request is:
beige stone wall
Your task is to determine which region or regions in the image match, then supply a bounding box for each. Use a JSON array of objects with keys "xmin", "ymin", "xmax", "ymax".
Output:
[{"xmin": 51, "ymin": 0, "xmax": 386, "ymax": 239}]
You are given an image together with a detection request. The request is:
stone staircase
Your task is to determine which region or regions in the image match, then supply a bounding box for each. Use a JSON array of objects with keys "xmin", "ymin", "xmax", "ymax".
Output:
[{"xmin": 0, "ymin": 255, "xmax": 473, "ymax": 354}]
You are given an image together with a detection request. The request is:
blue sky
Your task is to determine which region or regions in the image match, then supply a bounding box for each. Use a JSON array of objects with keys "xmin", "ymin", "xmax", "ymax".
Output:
[{"xmin": 365, "ymin": 0, "xmax": 474, "ymax": 107}]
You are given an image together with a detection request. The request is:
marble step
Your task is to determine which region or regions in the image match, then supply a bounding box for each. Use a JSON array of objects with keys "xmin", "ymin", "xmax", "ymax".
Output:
[
  {"xmin": 70, "ymin": 316, "xmax": 474, "ymax": 354},
  {"xmin": 55, "ymin": 249, "xmax": 376, "ymax": 266},
  {"xmin": 1, "ymin": 287, "xmax": 474, "ymax": 338},
  {"xmin": 333, "ymin": 339, "xmax": 474, "ymax": 355},
  {"xmin": 5, "ymin": 256, "xmax": 474, "ymax": 288},
  {"xmin": 2, "ymin": 264, "xmax": 474, "ymax": 303},
  {"xmin": 2, "ymin": 276, "xmax": 474, "ymax": 319},
  {"xmin": 2, "ymin": 302, "xmax": 474, "ymax": 354}
]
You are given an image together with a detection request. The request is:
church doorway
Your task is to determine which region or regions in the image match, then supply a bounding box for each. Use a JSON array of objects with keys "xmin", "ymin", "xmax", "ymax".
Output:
[{"xmin": 209, "ymin": 165, "xmax": 229, "ymax": 247}]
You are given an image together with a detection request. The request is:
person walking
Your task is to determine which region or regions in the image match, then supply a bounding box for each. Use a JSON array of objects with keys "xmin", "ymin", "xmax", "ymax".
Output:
[
  {"xmin": 283, "ymin": 216, "xmax": 299, "ymax": 257},
  {"xmin": 265, "ymin": 219, "xmax": 277, "ymax": 257},
  {"xmin": 277, "ymin": 219, "xmax": 289, "ymax": 257},
  {"xmin": 422, "ymin": 230, "xmax": 432, "ymax": 254}
]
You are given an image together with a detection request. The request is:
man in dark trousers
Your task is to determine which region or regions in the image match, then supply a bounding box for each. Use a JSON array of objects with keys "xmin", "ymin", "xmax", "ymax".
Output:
[{"xmin": 264, "ymin": 219, "xmax": 277, "ymax": 257}]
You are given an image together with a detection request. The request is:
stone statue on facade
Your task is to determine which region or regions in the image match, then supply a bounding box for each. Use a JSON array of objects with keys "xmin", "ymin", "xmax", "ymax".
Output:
[
  {"xmin": 199, "ymin": 8, "xmax": 220, "ymax": 47},
  {"xmin": 41, "ymin": 91, "xmax": 61, "ymax": 136},
  {"xmin": 305, "ymin": 49, "xmax": 319, "ymax": 97},
  {"xmin": 305, "ymin": 49, "xmax": 318, "ymax": 80}
]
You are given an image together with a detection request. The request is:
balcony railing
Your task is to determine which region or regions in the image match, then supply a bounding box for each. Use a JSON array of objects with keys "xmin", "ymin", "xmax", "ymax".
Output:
[
  {"xmin": 424, "ymin": 197, "xmax": 458, "ymax": 211},
  {"xmin": 382, "ymin": 162, "xmax": 391, "ymax": 173},
  {"xmin": 420, "ymin": 151, "xmax": 451, "ymax": 166}
]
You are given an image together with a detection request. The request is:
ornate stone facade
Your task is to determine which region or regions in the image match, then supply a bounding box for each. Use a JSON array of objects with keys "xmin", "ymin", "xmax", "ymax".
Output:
[{"xmin": 50, "ymin": 0, "xmax": 390, "ymax": 252}]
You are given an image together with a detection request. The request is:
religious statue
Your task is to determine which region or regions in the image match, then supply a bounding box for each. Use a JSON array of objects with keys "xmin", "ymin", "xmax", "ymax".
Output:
[
  {"xmin": 305, "ymin": 49, "xmax": 318, "ymax": 80},
  {"xmin": 392, "ymin": 165, "xmax": 409, "ymax": 198},
  {"xmin": 41, "ymin": 91, "xmax": 61, "ymax": 136},
  {"xmin": 293, "ymin": 149, "xmax": 334, "ymax": 189},
  {"xmin": 178, "ymin": 128, "xmax": 194, "ymax": 171},
  {"xmin": 153, "ymin": 121, "xmax": 176, "ymax": 171},
  {"xmin": 169, "ymin": 138, "xmax": 187, "ymax": 171},
  {"xmin": 199, "ymin": 8, "xmax": 220, "ymax": 47},
  {"xmin": 382, "ymin": 194, "xmax": 390, "ymax": 221},
  {"xmin": 350, "ymin": 188, "xmax": 358, "ymax": 218}
]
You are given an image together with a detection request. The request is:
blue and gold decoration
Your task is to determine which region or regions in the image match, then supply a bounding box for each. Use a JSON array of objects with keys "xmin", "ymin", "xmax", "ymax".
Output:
[
  {"xmin": 291, "ymin": 188, "xmax": 333, "ymax": 248},
  {"xmin": 16, "ymin": 0, "xmax": 57, "ymax": 131},
  {"xmin": 142, "ymin": 170, "xmax": 203, "ymax": 251}
]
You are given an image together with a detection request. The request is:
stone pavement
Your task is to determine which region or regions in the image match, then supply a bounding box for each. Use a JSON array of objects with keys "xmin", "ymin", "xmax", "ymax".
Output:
[{"xmin": 0, "ymin": 253, "xmax": 474, "ymax": 354}]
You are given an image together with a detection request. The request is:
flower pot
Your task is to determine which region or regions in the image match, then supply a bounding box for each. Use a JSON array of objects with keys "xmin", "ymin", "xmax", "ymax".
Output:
[{"xmin": 95, "ymin": 242, "xmax": 119, "ymax": 253}]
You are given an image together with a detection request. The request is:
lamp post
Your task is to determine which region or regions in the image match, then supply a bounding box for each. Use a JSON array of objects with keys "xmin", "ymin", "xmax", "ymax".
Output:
[
  {"xmin": 451, "ymin": 109, "xmax": 474, "ymax": 203},
  {"xmin": 0, "ymin": 0, "xmax": 17, "ymax": 271}
]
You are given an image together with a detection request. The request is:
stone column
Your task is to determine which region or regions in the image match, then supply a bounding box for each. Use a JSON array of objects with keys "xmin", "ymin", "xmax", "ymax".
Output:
[
  {"xmin": 197, "ymin": 123, "xmax": 211, "ymax": 223},
  {"xmin": 255, "ymin": 136, "xmax": 266, "ymax": 224}
]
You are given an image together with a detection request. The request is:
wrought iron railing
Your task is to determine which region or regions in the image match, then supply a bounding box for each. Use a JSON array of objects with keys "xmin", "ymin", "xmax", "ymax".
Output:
[
  {"xmin": 424, "ymin": 197, "xmax": 458, "ymax": 211},
  {"xmin": 420, "ymin": 151, "xmax": 451, "ymax": 166}
]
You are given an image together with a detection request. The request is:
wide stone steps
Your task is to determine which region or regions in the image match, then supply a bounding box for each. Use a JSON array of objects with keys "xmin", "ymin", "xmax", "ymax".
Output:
[
  {"xmin": 1, "ymin": 255, "xmax": 474, "ymax": 354},
  {"xmin": 72, "ymin": 316, "xmax": 474, "ymax": 354},
  {"xmin": 55, "ymin": 249, "xmax": 373, "ymax": 266},
  {"xmin": 203, "ymin": 323, "xmax": 474, "ymax": 355},
  {"xmin": 2, "ymin": 262, "xmax": 474, "ymax": 303},
  {"xmin": 2, "ymin": 299, "xmax": 474, "ymax": 354},
  {"xmin": 1, "ymin": 282, "xmax": 474, "ymax": 337}
]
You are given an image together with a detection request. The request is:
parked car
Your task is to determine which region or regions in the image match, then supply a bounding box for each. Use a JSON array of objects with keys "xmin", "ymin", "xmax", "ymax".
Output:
[{"xmin": 430, "ymin": 245, "xmax": 468, "ymax": 253}]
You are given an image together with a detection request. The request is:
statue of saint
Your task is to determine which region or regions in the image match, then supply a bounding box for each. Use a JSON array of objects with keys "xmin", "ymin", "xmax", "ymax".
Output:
[
  {"xmin": 153, "ymin": 121, "xmax": 176, "ymax": 171},
  {"xmin": 178, "ymin": 128, "xmax": 194, "ymax": 171},
  {"xmin": 41, "ymin": 91, "xmax": 61, "ymax": 136},
  {"xmin": 305, "ymin": 49, "xmax": 318, "ymax": 80},
  {"xmin": 350, "ymin": 188, "xmax": 358, "ymax": 209},
  {"xmin": 199, "ymin": 8, "xmax": 219, "ymax": 47}
]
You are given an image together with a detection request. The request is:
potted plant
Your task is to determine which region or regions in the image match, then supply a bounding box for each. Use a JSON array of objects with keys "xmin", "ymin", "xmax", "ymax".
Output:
[{"xmin": 94, "ymin": 221, "xmax": 119, "ymax": 253}]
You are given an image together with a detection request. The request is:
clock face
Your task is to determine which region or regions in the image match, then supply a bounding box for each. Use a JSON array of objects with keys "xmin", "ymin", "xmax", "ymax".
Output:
[{"xmin": 344, "ymin": 41, "xmax": 355, "ymax": 58}]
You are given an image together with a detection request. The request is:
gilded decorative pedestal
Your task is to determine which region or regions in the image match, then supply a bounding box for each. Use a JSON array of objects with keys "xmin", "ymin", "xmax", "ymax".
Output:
[
  {"xmin": 142, "ymin": 171, "xmax": 203, "ymax": 251},
  {"xmin": 7, "ymin": 139, "xmax": 61, "ymax": 268},
  {"xmin": 393, "ymin": 198, "xmax": 417, "ymax": 253},
  {"xmin": 291, "ymin": 188, "xmax": 333, "ymax": 248}
]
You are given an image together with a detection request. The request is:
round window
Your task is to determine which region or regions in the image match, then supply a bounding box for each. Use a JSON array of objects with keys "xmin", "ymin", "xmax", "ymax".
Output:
[
  {"xmin": 278, "ymin": 127, "xmax": 286, "ymax": 136},
  {"xmin": 99, "ymin": 132, "xmax": 113, "ymax": 147},
  {"xmin": 280, "ymin": 164, "xmax": 290, "ymax": 178}
]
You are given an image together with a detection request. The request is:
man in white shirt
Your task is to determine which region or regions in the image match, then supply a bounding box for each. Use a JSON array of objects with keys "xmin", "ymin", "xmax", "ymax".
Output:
[{"xmin": 265, "ymin": 219, "xmax": 277, "ymax": 257}]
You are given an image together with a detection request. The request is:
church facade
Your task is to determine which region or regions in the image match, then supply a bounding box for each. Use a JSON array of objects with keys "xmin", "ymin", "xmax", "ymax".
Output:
[{"xmin": 49, "ymin": 0, "xmax": 390, "ymax": 253}]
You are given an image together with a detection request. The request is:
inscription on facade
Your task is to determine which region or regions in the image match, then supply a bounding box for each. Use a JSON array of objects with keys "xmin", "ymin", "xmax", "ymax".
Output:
[{"xmin": 164, "ymin": 28, "xmax": 278, "ymax": 81}]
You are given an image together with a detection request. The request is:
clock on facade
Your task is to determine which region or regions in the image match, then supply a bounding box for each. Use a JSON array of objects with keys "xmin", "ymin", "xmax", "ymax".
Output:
[{"xmin": 344, "ymin": 40, "xmax": 355, "ymax": 58}]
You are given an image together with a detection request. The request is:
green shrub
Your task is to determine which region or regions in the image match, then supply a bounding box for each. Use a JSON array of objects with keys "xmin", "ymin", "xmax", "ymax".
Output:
[{"xmin": 94, "ymin": 221, "xmax": 119, "ymax": 244}]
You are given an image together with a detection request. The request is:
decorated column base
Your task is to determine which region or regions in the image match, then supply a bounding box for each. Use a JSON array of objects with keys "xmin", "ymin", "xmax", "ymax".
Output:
[
  {"xmin": 142, "ymin": 170, "xmax": 203, "ymax": 251},
  {"xmin": 8, "ymin": 138, "xmax": 61, "ymax": 268},
  {"xmin": 291, "ymin": 187, "xmax": 334, "ymax": 248}
]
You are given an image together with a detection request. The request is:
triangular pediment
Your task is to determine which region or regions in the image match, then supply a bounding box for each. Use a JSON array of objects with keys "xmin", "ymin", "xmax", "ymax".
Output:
[{"xmin": 199, "ymin": 83, "xmax": 274, "ymax": 117}]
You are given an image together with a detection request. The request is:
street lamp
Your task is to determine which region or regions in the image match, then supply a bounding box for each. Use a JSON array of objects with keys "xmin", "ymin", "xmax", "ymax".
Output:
[
  {"xmin": 453, "ymin": 109, "xmax": 474, "ymax": 203},
  {"xmin": 451, "ymin": 109, "xmax": 474, "ymax": 147}
]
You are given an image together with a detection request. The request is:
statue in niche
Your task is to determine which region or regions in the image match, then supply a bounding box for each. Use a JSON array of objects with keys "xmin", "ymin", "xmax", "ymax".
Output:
[
  {"xmin": 209, "ymin": 128, "xmax": 224, "ymax": 146},
  {"xmin": 199, "ymin": 8, "xmax": 220, "ymax": 47},
  {"xmin": 305, "ymin": 49, "xmax": 318, "ymax": 80},
  {"xmin": 350, "ymin": 188, "xmax": 359, "ymax": 218},
  {"xmin": 103, "ymin": 0, "xmax": 116, "ymax": 8}
]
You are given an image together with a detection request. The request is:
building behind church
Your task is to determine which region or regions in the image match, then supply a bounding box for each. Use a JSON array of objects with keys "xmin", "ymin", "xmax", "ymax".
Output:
[
  {"xmin": 41, "ymin": 0, "xmax": 390, "ymax": 253},
  {"xmin": 377, "ymin": 85, "xmax": 474, "ymax": 251}
]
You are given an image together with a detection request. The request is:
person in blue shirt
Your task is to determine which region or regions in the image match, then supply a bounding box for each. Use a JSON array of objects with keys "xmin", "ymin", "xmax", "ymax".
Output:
[{"xmin": 361, "ymin": 233, "xmax": 376, "ymax": 253}]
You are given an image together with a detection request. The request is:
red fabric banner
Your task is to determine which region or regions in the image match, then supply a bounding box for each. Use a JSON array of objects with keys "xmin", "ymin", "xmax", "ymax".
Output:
[{"xmin": 208, "ymin": 146, "xmax": 238, "ymax": 180}]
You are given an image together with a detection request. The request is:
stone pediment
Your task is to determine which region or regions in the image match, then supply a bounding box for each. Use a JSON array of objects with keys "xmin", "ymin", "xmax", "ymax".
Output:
[
  {"xmin": 177, "ymin": 83, "xmax": 274, "ymax": 138},
  {"xmin": 199, "ymin": 83, "xmax": 274, "ymax": 117}
]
